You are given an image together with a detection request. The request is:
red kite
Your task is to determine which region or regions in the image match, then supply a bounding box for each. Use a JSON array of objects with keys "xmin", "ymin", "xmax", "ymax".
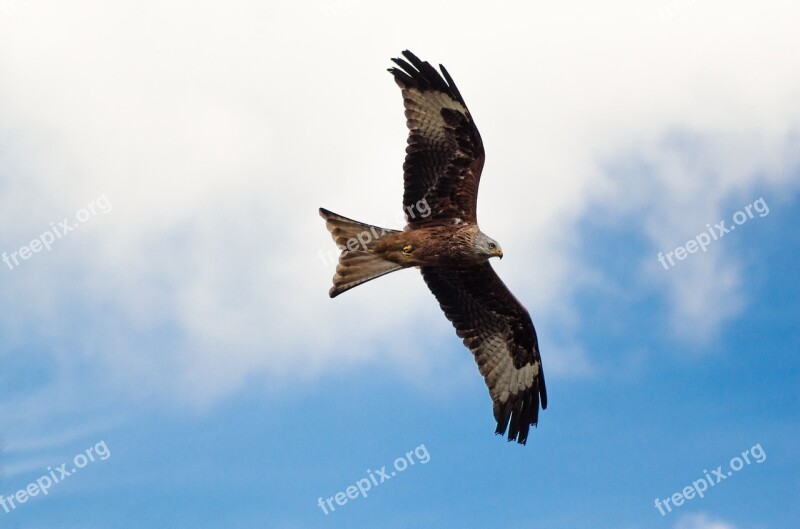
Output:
[{"xmin": 320, "ymin": 51, "xmax": 546, "ymax": 444}]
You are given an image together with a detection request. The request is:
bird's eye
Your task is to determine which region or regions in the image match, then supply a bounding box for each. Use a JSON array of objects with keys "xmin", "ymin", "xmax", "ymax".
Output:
[{"xmin": 488, "ymin": 243, "xmax": 496, "ymax": 249}]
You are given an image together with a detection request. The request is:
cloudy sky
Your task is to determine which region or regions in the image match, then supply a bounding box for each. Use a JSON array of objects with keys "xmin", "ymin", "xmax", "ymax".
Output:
[{"xmin": 0, "ymin": 1, "xmax": 798, "ymax": 528}]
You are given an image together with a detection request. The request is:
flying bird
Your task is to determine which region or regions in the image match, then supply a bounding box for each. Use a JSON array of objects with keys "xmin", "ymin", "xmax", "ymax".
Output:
[{"xmin": 319, "ymin": 50, "xmax": 546, "ymax": 444}]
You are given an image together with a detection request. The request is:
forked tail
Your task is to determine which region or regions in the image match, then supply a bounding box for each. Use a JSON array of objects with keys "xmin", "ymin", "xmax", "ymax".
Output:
[{"xmin": 319, "ymin": 208, "xmax": 402, "ymax": 298}]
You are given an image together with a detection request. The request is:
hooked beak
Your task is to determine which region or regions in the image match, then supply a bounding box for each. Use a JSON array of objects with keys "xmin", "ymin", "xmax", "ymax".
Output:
[{"xmin": 495, "ymin": 249, "xmax": 504, "ymax": 259}]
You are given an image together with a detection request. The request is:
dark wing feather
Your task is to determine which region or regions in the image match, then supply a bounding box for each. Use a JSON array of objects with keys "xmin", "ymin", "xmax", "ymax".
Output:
[
  {"xmin": 388, "ymin": 50, "xmax": 485, "ymax": 226},
  {"xmin": 420, "ymin": 263, "xmax": 547, "ymax": 444}
]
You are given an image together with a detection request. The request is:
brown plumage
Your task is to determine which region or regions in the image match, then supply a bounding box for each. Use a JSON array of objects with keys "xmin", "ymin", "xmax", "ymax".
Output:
[{"xmin": 319, "ymin": 51, "xmax": 546, "ymax": 445}]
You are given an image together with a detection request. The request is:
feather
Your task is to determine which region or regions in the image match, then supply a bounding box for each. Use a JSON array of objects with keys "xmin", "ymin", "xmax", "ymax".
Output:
[
  {"xmin": 388, "ymin": 51, "xmax": 484, "ymax": 226},
  {"xmin": 420, "ymin": 264, "xmax": 546, "ymax": 444}
]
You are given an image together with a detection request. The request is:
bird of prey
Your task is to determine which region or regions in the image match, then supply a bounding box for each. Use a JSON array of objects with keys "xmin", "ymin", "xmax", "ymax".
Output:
[{"xmin": 319, "ymin": 50, "xmax": 546, "ymax": 444}]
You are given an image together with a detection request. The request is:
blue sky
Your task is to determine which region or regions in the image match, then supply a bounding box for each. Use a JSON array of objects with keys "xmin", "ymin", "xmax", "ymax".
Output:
[{"xmin": 1, "ymin": 2, "xmax": 799, "ymax": 528}]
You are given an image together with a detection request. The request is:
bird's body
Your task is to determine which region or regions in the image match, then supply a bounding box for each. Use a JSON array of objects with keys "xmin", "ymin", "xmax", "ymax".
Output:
[
  {"xmin": 377, "ymin": 224, "xmax": 493, "ymax": 267},
  {"xmin": 320, "ymin": 51, "xmax": 547, "ymax": 445}
]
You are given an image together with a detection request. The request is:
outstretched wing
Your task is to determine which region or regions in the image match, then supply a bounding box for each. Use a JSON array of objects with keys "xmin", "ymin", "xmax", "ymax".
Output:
[
  {"xmin": 388, "ymin": 50, "xmax": 485, "ymax": 226},
  {"xmin": 420, "ymin": 263, "xmax": 547, "ymax": 444}
]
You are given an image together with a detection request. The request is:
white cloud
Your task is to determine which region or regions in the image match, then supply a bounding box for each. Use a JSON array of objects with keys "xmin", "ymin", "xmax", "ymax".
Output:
[
  {"xmin": 674, "ymin": 513, "xmax": 738, "ymax": 529},
  {"xmin": 0, "ymin": 0, "xmax": 798, "ymax": 406}
]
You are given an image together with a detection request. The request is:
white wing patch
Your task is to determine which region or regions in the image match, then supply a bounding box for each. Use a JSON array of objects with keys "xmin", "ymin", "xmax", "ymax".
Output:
[
  {"xmin": 403, "ymin": 88, "xmax": 467, "ymax": 143},
  {"xmin": 476, "ymin": 334, "xmax": 540, "ymax": 405}
]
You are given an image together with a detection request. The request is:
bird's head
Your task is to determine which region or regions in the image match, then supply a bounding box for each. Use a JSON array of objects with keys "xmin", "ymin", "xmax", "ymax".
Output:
[{"xmin": 476, "ymin": 232, "xmax": 503, "ymax": 260}]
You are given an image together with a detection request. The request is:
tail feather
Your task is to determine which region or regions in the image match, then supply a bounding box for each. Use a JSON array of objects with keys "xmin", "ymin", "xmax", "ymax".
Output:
[{"xmin": 319, "ymin": 208, "xmax": 403, "ymax": 298}]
